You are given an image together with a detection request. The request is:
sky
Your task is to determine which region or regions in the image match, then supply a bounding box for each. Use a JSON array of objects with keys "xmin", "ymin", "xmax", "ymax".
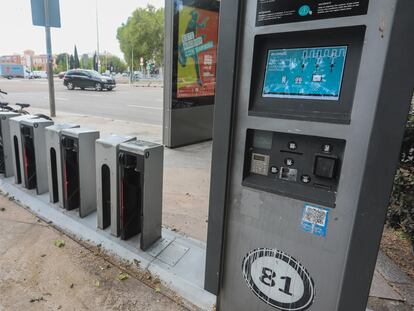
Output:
[{"xmin": 0, "ymin": 0, "xmax": 164, "ymax": 60}]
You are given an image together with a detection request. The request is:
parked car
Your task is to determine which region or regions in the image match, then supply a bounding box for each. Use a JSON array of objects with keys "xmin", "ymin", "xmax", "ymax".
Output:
[
  {"xmin": 63, "ymin": 69, "xmax": 116, "ymax": 91},
  {"xmin": 32, "ymin": 71, "xmax": 48, "ymax": 79},
  {"xmin": 58, "ymin": 71, "xmax": 66, "ymax": 79}
]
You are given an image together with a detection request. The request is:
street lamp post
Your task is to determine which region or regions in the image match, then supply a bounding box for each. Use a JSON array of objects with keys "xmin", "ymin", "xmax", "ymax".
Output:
[
  {"xmin": 96, "ymin": 0, "xmax": 101, "ymax": 73},
  {"xmin": 44, "ymin": 0, "xmax": 56, "ymax": 117}
]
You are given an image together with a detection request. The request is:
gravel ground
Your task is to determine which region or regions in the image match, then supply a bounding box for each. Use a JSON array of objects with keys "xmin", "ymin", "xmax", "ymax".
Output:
[{"xmin": 0, "ymin": 195, "xmax": 188, "ymax": 311}]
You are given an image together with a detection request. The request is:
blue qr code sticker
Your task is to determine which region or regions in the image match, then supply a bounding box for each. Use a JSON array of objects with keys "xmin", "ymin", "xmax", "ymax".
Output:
[{"xmin": 301, "ymin": 204, "xmax": 329, "ymax": 237}]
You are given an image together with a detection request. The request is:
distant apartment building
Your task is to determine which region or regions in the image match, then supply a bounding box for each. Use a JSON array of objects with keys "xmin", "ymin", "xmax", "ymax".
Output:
[
  {"xmin": 21, "ymin": 50, "xmax": 56, "ymax": 71},
  {"xmin": 0, "ymin": 50, "xmax": 57, "ymax": 72},
  {"xmin": 0, "ymin": 54, "xmax": 22, "ymax": 65}
]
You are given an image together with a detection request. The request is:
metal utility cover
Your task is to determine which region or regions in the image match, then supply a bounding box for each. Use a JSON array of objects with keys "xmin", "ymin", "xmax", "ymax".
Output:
[
  {"xmin": 157, "ymin": 241, "xmax": 189, "ymax": 267},
  {"xmin": 147, "ymin": 238, "xmax": 173, "ymax": 258}
]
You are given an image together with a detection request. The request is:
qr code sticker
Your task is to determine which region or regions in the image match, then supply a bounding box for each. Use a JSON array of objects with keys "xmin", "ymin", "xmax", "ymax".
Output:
[{"xmin": 303, "ymin": 206, "xmax": 327, "ymax": 226}]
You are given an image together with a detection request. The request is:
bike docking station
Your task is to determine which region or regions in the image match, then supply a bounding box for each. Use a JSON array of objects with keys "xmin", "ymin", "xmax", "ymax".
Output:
[
  {"xmin": 0, "ymin": 111, "xmax": 20, "ymax": 177},
  {"xmin": 20, "ymin": 117, "xmax": 54, "ymax": 194},
  {"xmin": 95, "ymin": 135, "xmax": 136, "ymax": 236},
  {"xmin": 118, "ymin": 140, "xmax": 163, "ymax": 251},
  {"xmin": 45, "ymin": 124, "xmax": 80, "ymax": 206},
  {"xmin": 9, "ymin": 115, "xmax": 39, "ymax": 186},
  {"xmin": 61, "ymin": 128, "xmax": 100, "ymax": 218},
  {"xmin": 205, "ymin": 0, "xmax": 414, "ymax": 310}
]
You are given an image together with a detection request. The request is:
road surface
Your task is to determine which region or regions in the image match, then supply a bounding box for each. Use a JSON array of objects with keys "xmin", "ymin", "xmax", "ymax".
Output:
[{"xmin": 0, "ymin": 78, "xmax": 163, "ymax": 125}]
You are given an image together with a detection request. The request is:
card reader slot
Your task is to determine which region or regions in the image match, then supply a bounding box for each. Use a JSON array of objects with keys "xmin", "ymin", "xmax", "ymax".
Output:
[
  {"xmin": 280, "ymin": 150, "xmax": 304, "ymax": 156},
  {"xmin": 313, "ymin": 183, "xmax": 332, "ymax": 191}
]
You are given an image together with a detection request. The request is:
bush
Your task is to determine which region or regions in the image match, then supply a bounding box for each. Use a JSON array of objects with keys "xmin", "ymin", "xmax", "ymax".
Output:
[{"xmin": 387, "ymin": 104, "xmax": 414, "ymax": 250}]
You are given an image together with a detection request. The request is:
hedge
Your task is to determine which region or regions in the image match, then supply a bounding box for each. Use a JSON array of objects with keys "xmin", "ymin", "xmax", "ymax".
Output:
[{"xmin": 387, "ymin": 104, "xmax": 414, "ymax": 251}]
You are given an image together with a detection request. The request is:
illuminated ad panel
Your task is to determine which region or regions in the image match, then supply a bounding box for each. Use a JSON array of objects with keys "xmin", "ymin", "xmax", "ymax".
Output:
[
  {"xmin": 263, "ymin": 46, "xmax": 348, "ymax": 101},
  {"xmin": 176, "ymin": 5, "xmax": 219, "ymax": 99}
]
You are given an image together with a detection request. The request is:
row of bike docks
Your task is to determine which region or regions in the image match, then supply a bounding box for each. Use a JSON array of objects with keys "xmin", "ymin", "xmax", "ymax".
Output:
[{"xmin": 0, "ymin": 111, "xmax": 163, "ymax": 251}]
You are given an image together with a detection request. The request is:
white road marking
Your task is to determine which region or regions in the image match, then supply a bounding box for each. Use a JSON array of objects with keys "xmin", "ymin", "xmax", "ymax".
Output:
[
  {"xmin": 43, "ymin": 96, "xmax": 69, "ymax": 101},
  {"xmin": 128, "ymin": 105, "xmax": 163, "ymax": 110}
]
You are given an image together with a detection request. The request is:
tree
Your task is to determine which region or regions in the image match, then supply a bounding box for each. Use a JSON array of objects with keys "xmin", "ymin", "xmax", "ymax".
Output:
[
  {"xmin": 117, "ymin": 5, "xmax": 164, "ymax": 71},
  {"xmin": 92, "ymin": 52, "xmax": 98, "ymax": 71},
  {"xmin": 74, "ymin": 46, "xmax": 80, "ymax": 69},
  {"xmin": 55, "ymin": 53, "xmax": 68, "ymax": 73},
  {"xmin": 69, "ymin": 55, "xmax": 75, "ymax": 69},
  {"xmin": 99, "ymin": 54, "xmax": 127, "ymax": 73}
]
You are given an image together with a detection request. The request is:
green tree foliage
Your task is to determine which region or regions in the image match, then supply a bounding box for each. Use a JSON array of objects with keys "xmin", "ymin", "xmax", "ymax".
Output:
[
  {"xmin": 388, "ymin": 101, "xmax": 414, "ymax": 251},
  {"xmin": 69, "ymin": 55, "xmax": 75, "ymax": 69},
  {"xmin": 55, "ymin": 53, "xmax": 68, "ymax": 73},
  {"xmin": 117, "ymin": 5, "xmax": 164, "ymax": 70},
  {"xmin": 99, "ymin": 55, "xmax": 127, "ymax": 73},
  {"xmin": 74, "ymin": 46, "xmax": 80, "ymax": 69}
]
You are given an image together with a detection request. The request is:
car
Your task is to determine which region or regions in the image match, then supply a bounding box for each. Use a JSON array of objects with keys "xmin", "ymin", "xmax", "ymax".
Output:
[
  {"xmin": 58, "ymin": 71, "xmax": 66, "ymax": 79},
  {"xmin": 33, "ymin": 71, "xmax": 48, "ymax": 79},
  {"xmin": 63, "ymin": 69, "xmax": 116, "ymax": 91}
]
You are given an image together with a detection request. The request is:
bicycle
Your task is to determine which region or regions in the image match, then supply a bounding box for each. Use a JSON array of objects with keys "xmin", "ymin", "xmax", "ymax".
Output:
[{"xmin": 0, "ymin": 89, "xmax": 52, "ymax": 120}]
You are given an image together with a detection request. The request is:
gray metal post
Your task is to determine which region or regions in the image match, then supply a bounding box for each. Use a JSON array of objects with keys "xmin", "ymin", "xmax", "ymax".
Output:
[{"xmin": 44, "ymin": 0, "xmax": 56, "ymax": 117}]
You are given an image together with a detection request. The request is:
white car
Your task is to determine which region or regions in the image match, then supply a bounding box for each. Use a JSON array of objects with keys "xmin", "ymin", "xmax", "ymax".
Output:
[{"xmin": 32, "ymin": 71, "xmax": 48, "ymax": 79}]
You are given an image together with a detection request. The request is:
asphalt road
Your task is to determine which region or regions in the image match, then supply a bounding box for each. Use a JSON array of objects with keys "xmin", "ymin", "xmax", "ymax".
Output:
[{"xmin": 0, "ymin": 78, "xmax": 163, "ymax": 125}]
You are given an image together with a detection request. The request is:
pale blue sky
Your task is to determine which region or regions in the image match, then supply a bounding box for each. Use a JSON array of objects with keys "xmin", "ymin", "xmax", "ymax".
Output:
[{"xmin": 0, "ymin": 0, "xmax": 164, "ymax": 59}]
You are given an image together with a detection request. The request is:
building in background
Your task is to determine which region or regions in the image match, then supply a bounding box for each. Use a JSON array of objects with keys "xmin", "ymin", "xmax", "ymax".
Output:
[{"xmin": 0, "ymin": 54, "xmax": 22, "ymax": 65}]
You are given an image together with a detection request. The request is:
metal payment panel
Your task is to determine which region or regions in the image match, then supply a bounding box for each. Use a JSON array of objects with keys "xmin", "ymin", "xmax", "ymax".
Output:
[
  {"xmin": 9, "ymin": 115, "xmax": 39, "ymax": 186},
  {"xmin": 95, "ymin": 134, "xmax": 136, "ymax": 236},
  {"xmin": 45, "ymin": 123, "xmax": 79, "ymax": 206},
  {"xmin": 61, "ymin": 128, "xmax": 100, "ymax": 218},
  {"xmin": 0, "ymin": 112, "xmax": 20, "ymax": 177},
  {"xmin": 20, "ymin": 118, "xmax": 54, "ymax": 194},
  {"xmin": 206, "ymin": 1, "xmax": 414, "ymax": 311},
  {"xmin": 118, "ymin": 140, "xmax": 163, "ymax": 251}
]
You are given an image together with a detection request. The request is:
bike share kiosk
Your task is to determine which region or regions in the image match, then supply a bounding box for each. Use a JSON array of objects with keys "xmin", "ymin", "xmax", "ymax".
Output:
[
  {"xmin": 61, "ymin": 128, "xmax": 100, "ymax": 218},
  {"xmin": 96, "ymin": 135, "xmax": 136, "ymax": 235},
  {"xmin": 0, "ymin": 112, "xmax": 20, "ymax": 177},
  {"xmin": 45, "ymin": 124, "xmax": 79, "ymax": 206},
  {"xmin": 118, "ymin": 140, "xmax": 163, "ymax": 251},
  {"xmin": 205, "ymin": 1, "xmax": 414, "ymax": 310},
  {"xmin": 9, "ymin": 115, "xmax": 38, "ymax": 186},
  {"xmin": 20, "ymin": 118, "xmax": 54, "ymax": 194},
  {"xmin": 163, "ymin": 0, "xmax": 220, "ymax": 147}
]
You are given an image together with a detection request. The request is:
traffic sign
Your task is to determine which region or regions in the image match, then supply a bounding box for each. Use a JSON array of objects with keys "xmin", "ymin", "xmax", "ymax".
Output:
[{"xmin": 31, "ymin": 0, "xmax": 61, "ymax": 28}]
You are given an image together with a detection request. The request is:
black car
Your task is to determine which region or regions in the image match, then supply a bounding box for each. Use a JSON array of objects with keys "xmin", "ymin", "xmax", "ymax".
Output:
[{"xmin": 63, "ymin": 70, "xmax": 116, "ymax": 91}]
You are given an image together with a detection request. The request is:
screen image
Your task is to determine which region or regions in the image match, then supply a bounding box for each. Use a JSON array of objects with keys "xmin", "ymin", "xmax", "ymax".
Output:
[
  {"xmin": 176, "ymin": 5, "xmax": 219, "ymax": 99},
  {"xmin": 262, "ymin": 46, "xmax": 348, "ymax": 101}
]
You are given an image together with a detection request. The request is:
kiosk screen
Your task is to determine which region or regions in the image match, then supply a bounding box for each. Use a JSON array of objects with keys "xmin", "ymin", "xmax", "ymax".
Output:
[{"xmin": 263, "ymin": 46, "xmax": 348, "ymax": 101}]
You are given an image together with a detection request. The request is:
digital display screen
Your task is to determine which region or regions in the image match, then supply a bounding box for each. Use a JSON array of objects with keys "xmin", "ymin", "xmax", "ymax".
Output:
[
  {"xmin": 253, "ymin": 154, "xmax": 265, "ymax": 161},
  {"xmin": 176, "ymin": 3, "xmax": 219, "ymax": 99},
  {"xmin": 262, "ymin": 46, "xmax": 348, "ymax": 101}
]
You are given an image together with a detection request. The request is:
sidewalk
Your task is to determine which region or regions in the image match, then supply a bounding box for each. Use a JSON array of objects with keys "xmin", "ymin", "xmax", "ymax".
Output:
[
  {"xmin": 0, "ymin": 195, "xmax": 187, "ymax": 311},
  {"xmin": 16, "ymin": 108, "xmax": 414, "ymax": 310}
]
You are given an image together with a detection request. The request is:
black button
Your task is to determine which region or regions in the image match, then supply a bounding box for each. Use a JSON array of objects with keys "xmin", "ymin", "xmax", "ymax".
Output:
[
  {"xmin": 270, "ymin": 166, "xmax": 279, "ymax": 174},
  {"xmin": 301, "ymin": 175, "xmax": 311, "ymax": 184},
  {"xmin": 288, "ymin": 142, "xmax": 297, "ymax": 150},
  {"xmin": 314, "ymin": 156, "xmax": 338, "ymax": 179},
  {"xmin": 322, "ymin": 144, "xmax": 333, "ymax": 153},
  {"xmin": 285, "ymin": 158, "xmax": 294, "ymax": 166}
]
